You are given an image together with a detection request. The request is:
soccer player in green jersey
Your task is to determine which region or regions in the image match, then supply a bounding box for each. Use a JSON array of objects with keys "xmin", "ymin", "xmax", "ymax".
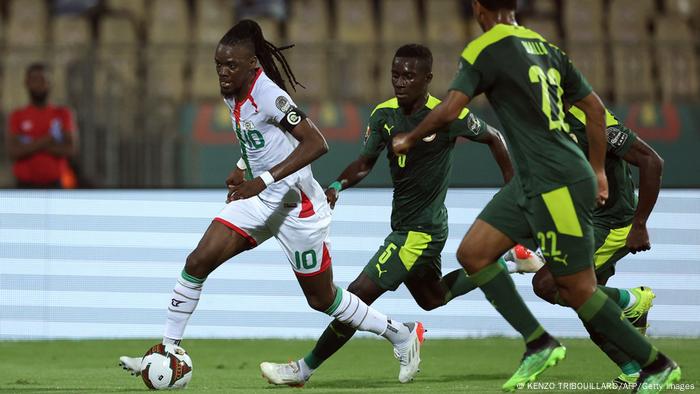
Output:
[
  {"xmin": 392, "ymin": 1, "xmax": 680, "ymax": 392},
  {"xmin": 260, "ymin": 43, "xmax": 514, "ymax": 386},
  {"xmin": 530, "ymin": 106, "xmax": 664, "ymax": 387}
]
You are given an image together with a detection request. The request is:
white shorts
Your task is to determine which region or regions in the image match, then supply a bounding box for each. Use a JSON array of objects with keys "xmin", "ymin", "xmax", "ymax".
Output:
[{"xmin": 214, "ymin": 192, "xmax": 332, "ymax": 276}]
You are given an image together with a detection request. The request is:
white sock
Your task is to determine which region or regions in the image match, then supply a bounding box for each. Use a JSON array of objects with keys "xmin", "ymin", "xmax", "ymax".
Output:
[
  {"xmin": 163, "ymin": 271, "xmax": 204, "ymax": 343},
  {"xmin": 623, "ymin": 289, "xmax": 637, "ymax": 310},
  {"xmin": 297, "ymin": 358, "xmax": 314, "ymax": 380},
  {"xmin": 504, "ymin": 260, "xmax": 519, "ymax": 274},
  {"xmin": 326, "ymin": 287, "xmax": 410, "ymax": 345}
]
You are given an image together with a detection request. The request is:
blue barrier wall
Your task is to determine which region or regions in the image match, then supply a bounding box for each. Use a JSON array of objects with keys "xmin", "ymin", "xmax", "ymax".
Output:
[{"xmin": 1, "ymin": 189, "xmax": 698, "ymax": 339}]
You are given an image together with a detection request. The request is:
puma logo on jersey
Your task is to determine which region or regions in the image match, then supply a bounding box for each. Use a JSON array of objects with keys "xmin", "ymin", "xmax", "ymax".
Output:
[
  {"xmin": 422, "ymin": 133, "xmax": 436, "ymax": 142},
  {"xmin": 384, "ymin": 124, "xmax": 394, "ymax": 134},
  {"xmin": 553, "ymin": 255, "xmax": 568, "ymax": 266},
  {"xmin": 376, "ymin": 263, "xmax": 388, "ymax": 277}
]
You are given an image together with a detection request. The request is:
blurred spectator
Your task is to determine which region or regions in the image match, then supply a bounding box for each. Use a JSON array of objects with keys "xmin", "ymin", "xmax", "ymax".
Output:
[
  {"xmin": 5, "ymin": 63, "xmax": 78, "ymax": 189},
  {"xmin": 235, "ymin": 0, "xmax": 286, "ymax": 20}
]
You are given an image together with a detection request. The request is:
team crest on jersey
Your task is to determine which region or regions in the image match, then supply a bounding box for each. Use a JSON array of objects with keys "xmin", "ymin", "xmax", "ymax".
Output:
[
  {"xmin": 275, "ymin": 96, "xmax": 291, "ymax": 113},
  {"xmin": 422, "ymin": 133, "xmax": 437, "ymax": 142},
  {"xmin": 243, "ymin": 120, "xmax": 255, "ymax": 130},
  {"xmin": 467, "ymin": 113, "xmax": 481, "ymax": 134},
  {"xmin": 606, "ymin": 126, "xmax": 628, "ymax": 148}
]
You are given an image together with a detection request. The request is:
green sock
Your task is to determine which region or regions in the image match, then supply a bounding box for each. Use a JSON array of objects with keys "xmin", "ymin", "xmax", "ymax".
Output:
[
  {"xmin": 303, "ymin": 320, "xmax": 356, "ymax": 370},
  {"xmin": 621, "ymin": 361, "xmax": 642, "ymax": 375},
  {"xmin": 584, "ymin": 321, "xmax": 639, "ymax": 374},
  {"xmin": 598, "ymin": 285, "xmax": 629, "ymax": 309},
  {"xmin": 577, "ymin": 288, "xmax": 658, "ymax": 367},
  {"xmin": 441, "ymin": 268, "xmax": 479, "ymax": 304},
  {"xmin": 471, "ymin": 262, "xmax": 545, "ymax": 343}
]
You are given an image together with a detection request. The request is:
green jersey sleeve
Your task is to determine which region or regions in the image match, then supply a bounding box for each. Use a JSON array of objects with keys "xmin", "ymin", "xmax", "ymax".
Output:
[
  {"xmin": 558, "ymin": 49, "xmax": 593, "ymax": 104},
  {"xmin": 606, "ymin": 124, "xmax": 637, "ymax": 158},
  {"xmin": 449, "ymin": 57, "xmax": 486, "ymax": 98},
  {"xmin": 360, "ymin": 110, "xmax": 386, "ymax": 158},
  {"xmin": 447, "ymin": 110, "xmax": 488, "ymax": 140}
]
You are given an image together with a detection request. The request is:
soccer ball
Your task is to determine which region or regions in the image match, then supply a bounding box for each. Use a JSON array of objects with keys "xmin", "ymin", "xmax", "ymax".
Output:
[{"xmin": 140, "ymin": 343, "xmax": 193, "ymax": 390}]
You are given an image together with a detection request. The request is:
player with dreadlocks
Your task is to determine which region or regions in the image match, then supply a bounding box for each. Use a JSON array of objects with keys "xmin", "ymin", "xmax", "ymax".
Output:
[{"xmin": 118, "ymin": 19, "xmax": 425, "ymax": 384}]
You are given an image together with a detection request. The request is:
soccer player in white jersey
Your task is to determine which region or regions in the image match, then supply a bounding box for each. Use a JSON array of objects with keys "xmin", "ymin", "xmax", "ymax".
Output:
[{"xmin": 119, "ymin": 19, "xmax": 424, "ymax": 385}]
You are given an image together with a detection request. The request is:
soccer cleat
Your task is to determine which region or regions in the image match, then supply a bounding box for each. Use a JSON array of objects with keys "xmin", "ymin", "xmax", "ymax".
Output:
[
  {"xmin": 393, "ymin": 321, "xmax": 425, "ymax": 383},
  {"xmin": 624, "ymin": 287, "xmax": 655, "ymax": 329},
  {"xmin": 632, "ymin": 358, "xmax": 681, "ymax": 394},
  {"xmin": 118, "ymin": 356, "xmax": 143, "ymax": 376},
  {"xmin": 511, "ymin": 245, "xmax": 545, "ymax": 273},
  {"xmin": 260, "ymin": 361, "xmax": 307, "ymax": 387},
  {"xmin": 613, "ymin": 372, "xmax": 639, "ymax": 389},
  {"xmin": 502, "ymin": 339, "xmax": 566, "ymax": 392}
]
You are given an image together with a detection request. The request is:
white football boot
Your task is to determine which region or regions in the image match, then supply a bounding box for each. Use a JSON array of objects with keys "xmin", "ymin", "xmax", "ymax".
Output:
[
  {"xmin": 260, "ymin": 361, "xmax": 307, "ymax": 387},
  {"xmin": 118, "ymin": 356, "xmax": 143, "ymax": 376},
  {"xmin": 510, "ymin": 245, "xmax": 545, "ymax": 273},
  {"xmin": 394, "ymin": 321, "xmax": 426, "ymax": 383}
]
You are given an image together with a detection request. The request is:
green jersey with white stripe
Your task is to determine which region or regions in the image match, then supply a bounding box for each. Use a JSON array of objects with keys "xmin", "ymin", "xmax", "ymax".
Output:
[{"xmin": 362, "ymin": 94, "xmax": 488, "ymax": 232}]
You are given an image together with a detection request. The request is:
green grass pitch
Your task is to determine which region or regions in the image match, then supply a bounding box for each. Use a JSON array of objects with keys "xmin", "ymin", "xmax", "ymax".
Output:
[{"xmin": 0, "ymin": 338, "xmax": 697, "ymax": 393}]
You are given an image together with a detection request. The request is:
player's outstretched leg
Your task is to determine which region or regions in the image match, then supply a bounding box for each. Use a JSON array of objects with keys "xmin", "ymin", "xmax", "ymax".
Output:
[
  {"xmin": 119, "ymin": 220, "xmax": 249, "ymax": 377},
  {"xmin": 456, "ymin": 221, "xmax": 565, "ymax": 392},
  {"xmin": 533, "ymin": 266, "xmax": 657, "ymax": 386},
  {"xmin": 263, "ymin": 266, "xmax": 425, "ymax": 386}
]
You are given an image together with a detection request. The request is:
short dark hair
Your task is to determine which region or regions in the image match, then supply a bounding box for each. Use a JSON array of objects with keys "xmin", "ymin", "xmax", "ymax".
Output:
[
  {"xmin": 394, "ymin": 44, "xmax": 433, "ymax": 72},
  {"xmin": 477, "ymin": 0, "xmax": 517, "ymax": 11},
  {"xmin": 26, "ymin": 62, "xmax": 48, "ymax": 76}
]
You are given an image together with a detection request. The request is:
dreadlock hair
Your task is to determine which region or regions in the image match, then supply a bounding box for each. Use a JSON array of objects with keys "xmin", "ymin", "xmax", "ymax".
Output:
[
  {"xmin": 394, "ymin": 44, "xmax": 433, "ymax": 73},
  {"xmin": 476, "ymin": 0, "xmax": 517, "ymax": 11},
  {"xmin": 219, "ymin": 19, "xmax": 303, "ymax": 93}
]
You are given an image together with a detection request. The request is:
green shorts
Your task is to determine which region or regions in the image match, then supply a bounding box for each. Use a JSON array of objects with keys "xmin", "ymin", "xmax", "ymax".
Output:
[
  {"xmin": 593, "ymin": 223, "xmax": 632, "ymax": 284},
  {"xmin": 478, "ymin": 176, "xmax": 596, "ymax": 277},
  {"xmin": 362, "ymin": 228, "xmax": 448, "ymax": 291}
]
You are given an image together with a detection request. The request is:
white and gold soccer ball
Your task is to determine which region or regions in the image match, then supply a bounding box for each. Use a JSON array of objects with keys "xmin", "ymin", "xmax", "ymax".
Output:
[{"xmin": 140, "ymin": 343, "xmax": 193, "ymax": 390}]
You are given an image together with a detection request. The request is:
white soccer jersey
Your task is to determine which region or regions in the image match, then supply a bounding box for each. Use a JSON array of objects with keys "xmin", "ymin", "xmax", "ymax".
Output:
[{"xmin": 223, "ymin": 69, "xmax": 325, "ymax": 206}]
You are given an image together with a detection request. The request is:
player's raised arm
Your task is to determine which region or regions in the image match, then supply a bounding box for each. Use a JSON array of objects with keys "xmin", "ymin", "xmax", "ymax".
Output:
[
  {"xmin": 572, "ymin": 92, "xmax": 608, "ymax": 206},
  {"xmin": 392, "ymin": 90, "xmax": 471, "ymax": 155},
  {"xmin": 622, "ymin": 137, "xmax": 664, "ymax": 252}
]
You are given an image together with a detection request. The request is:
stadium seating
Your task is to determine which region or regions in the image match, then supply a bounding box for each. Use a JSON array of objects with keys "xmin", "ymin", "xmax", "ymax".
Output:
[
  {"xmin": 51, "ymin": 15, "xmax": 92, "ymax": 104},
  {"xmin": 566, "ymin": 44, "xmax": 608, "ymax": 98},
  {"xmin": 562, "ymin": 0, "xmax": 604, "ymax": 42},
  {"xmin": 191, "ymin": 0, "xmax": 235, "ymax": 100},
  {"xmin": 335, "ymin": 0, "xmax": 378, "ymax": 101},
  {"xmin": 425, "ymin": 0, "xmax": 469, "ymax": 44},
  {"xmin": 104, "ymin": 0, "xmax": 147, "ymax": 24},
  {"xmin": 380, "ymin": 0, "xmax": 422, "ymax": 44},
  {"xmin": 146, "ymin": 0, "xmax": 190, "ymax": 102},
  {"xmin": 655, "ymin": 15, "xmax": 698, "ymax": 101}
]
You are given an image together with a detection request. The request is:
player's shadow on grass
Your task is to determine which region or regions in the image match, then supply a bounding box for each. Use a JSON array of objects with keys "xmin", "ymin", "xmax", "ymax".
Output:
[
  {"xmin": 306, "ymin": 372, "xmax": 506, "ymax": 389},
  {"xmin": 419, "ymin": 372, "xmax": 507, "ymax": 383}
]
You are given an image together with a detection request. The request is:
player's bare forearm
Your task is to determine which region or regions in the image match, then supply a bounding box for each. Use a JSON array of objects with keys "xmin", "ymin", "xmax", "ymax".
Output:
[
  {"xmin": 333, "ymin": 155, "xmax": 378, "ymax": 191},
  {"xmin": 478, "ymin": 125, "xmax": 513, "ymax": 183},
  {"xmin": 268, "ymin": 119, "xmax": 329, "ymax": 182},
  {"xmin": 623, "ymin": 138, "xmax": 664, "ymax": 226},
  {"xmin": 574, "ymin": 93, "xmax": 606, "ymax": 173},
  {"xmin": 46, "ymin": 141, "xmax": 76, "ymax": 158}
]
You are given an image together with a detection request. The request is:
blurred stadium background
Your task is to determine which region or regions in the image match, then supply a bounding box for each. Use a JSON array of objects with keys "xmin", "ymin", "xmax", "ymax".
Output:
[
  {"xmin": 0, "ymin": 0, "xmax": 699, "ymax": 360},
  {"xmin": 0, "ymin": 0, "xmax": 698, "ymax": 188}
]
